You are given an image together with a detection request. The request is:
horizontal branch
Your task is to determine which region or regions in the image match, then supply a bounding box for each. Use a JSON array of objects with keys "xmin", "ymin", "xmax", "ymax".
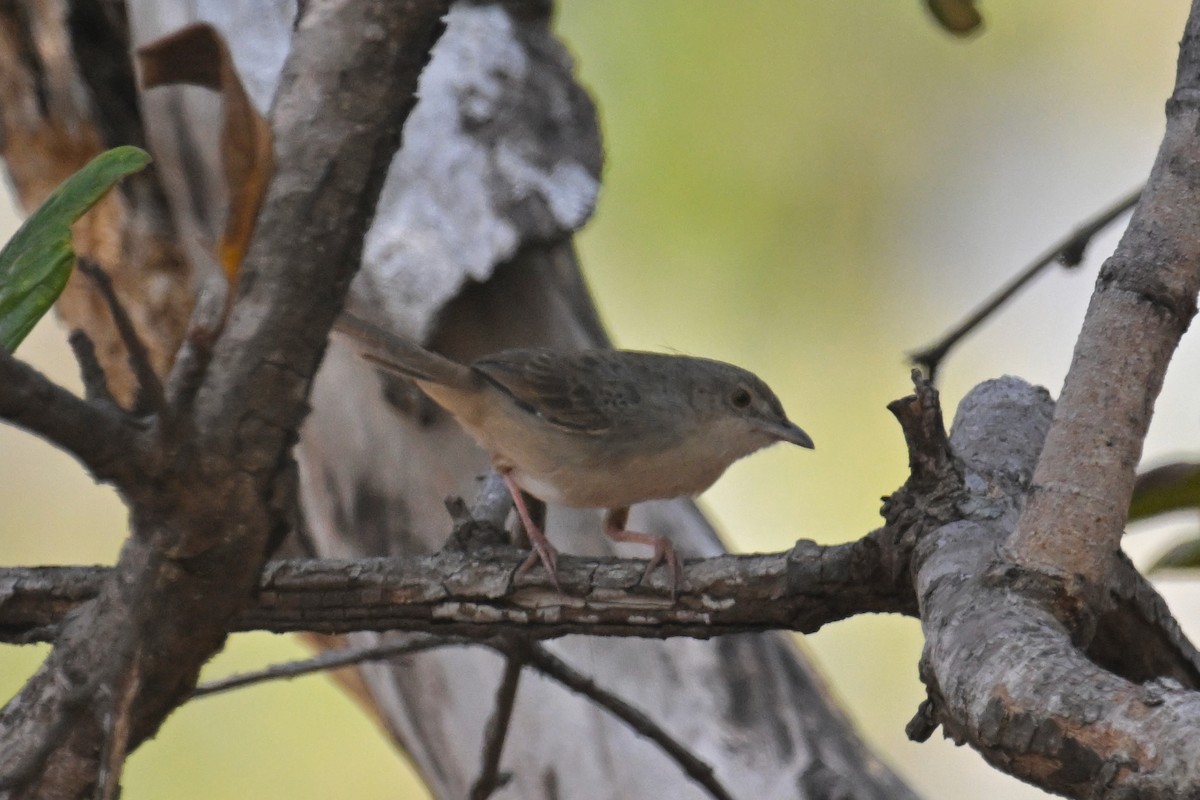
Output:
[
  {"xmin": 6, "ymin": 368, "xmax": 1198, "ymax": 798},
  {"xmin": 0, "ymin": 534, "xmax": 915, "ymax": 643}
]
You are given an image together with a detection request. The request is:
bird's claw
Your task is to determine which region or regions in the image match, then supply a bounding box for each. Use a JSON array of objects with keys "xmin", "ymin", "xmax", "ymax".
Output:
[
  {"xmin": 639, "ymin": 538, "xmax": 682, "ymax": 601},
  {"xmin": 516, "ymin": 537, "xmax": 561, "ymax": 591}
]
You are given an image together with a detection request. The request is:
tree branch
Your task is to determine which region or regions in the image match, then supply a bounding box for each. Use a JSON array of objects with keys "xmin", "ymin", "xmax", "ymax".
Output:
[
  {"xmin": 0, "ymin": 540, "xmax": 914, "ymax": 643},
  {"xmin": 76, "ymin": 258, "xmax": 166, "ymax": 415},
  {"xmin": 909, "ymin": 375, "xmax": 1200, "ymax": 797},
  {"xmin": 5, "ymin": 362, "xmax": 1200, "ymax": 797},
  {"xmin": 192, "ymin": 635, "xmax": 470, "ymax": 698},
  {"xmin": 1008, "ymin": 0, "xmax": 1200, "ymax": 607},
  {"xmin": 0, "ymin": 2, "xmax": 451, "ymax": 795},
  {"xmin": 0, "ymin": 349, "xmax": 143, "ymax": 489},
  {"xmin": 520, "ymin": 643, "xmax": 736, "ymax": 800},
  {"xmin": 95, "ymin": 641, "xmax": 140, "ymax": 800},
  {"xmin": 910, "ymin": 186, "xmax": 1141, "ymax": 381},
  {"xmin": 66, "ymin": 329, "xmax": 116, "ymax": 406},
  {"xmin": 916, "ymin": 520, "xmax": 1200, "ymax": 796},
  {"xmin": 470, "ymin": 642, "xmax": 525, "ymax": 800}
]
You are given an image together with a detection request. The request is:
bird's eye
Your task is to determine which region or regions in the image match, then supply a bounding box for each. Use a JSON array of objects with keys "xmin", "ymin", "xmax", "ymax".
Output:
[{"xmin": 731, "ymin": 387, "xmax": 753, "ymax": 409}]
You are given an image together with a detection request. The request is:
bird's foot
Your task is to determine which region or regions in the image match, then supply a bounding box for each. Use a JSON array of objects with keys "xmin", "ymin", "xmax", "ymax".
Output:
[
  {"xmin": 515, "ymin": 532, "xmax": 561, "ymax": 590},
  {"xmin": 503, "ymin": 472, "xmax": 562, "ymax": 590},
  {"xmin": 638, "ymin": 536, "xmax": 682, "ymax": 601},
  {"xmin": 603, "ymin": 508, "xmax": 682, "ymax": 600}
]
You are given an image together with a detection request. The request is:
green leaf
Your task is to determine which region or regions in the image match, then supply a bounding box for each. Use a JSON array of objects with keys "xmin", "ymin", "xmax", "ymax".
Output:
[
  {"xmin": 0, "ymin": 146, "xmax": 152, "ymax": 352},
  {"xmin": 1150, "ymin": 536, "xmax": 1200, "ymax": 573},
  {"xmin": 1128, "ymin": 461, "xmax": 1200, "ymax": 524}
]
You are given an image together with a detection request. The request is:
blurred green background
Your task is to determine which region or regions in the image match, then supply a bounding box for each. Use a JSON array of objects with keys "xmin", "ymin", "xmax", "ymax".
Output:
[{"xmin": 1, "ymin": 2, "xmax": 1197, "ymax": 798}]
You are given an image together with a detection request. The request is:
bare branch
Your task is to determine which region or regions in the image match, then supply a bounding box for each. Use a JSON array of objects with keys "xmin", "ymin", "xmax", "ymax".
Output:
[
  {"xmin": 0, "ymin": 349, "xmax": 142, "ymax": 488},
  {"xmin": 908, "ymin": 372, "xmax": 1200, "ymax": 796},
  {"xmin": 187, "ymin": 2, "xmax": 448, "ymax": 469},
  {"xmin": 1008, "ymin": 0, "xmax": 1200, "ymax": 604},
  {"xmin": 522, "ymin": 644, "xmax": 735, "ymax": 800},
  {"xmin": 0, "ymin": 539, "xmax": 914, "ymax": 643},
  {"xmin": 194, "ymin": 632, "xmax": 737, "ymax": 800},
  {"xmin": 192, "ymin": 635, "xmax": 469, "ymax": 698},
  {"xmin": 915, "ymin": 519, "xmax": 1200, "ymax": 797},
  {"xmin": 470, "ymin": 642, "xmax": 525, "ymax": 800},
  {"xmin": 67, "ymin": 329, "xmax": 116, "ymax": 406},
  {"xmin": 0, "ymin": 2, "xmax": 453, "ymax": 794},
  {"xmin": 887, "ymin": 368, "xmax": 955, "ymax": 486},
  {"xmin": 910, "ymin": 186, "xmax": 1141, "ymax": 381},
  {"xmin": 96, "ymin": 643, "xmax": 141, "ymax": 800},
  {"xmin": 4, "ymin": 365, "xmax": 1199, "ymax": 796},
  {"xmin": 77, "ymin": 258, "xmax": 166, "ymax": 415},
  {"xmin": 163, "ymin": 284, "xmax": 224, "ymax": 429}
]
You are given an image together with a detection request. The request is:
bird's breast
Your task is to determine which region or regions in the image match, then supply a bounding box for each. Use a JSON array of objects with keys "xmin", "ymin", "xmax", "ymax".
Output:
[
  {"xmin": 502, "ymin": 422, "xmax": 753, "ymax": 509},
  {"xmin": 439, "ymin": 385, "xmax": 761, "ymax": 510}
]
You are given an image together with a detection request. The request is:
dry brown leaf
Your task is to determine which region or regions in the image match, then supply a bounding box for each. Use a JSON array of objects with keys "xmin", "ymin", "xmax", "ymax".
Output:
[{"xmin": 138, "ymin": 23, "xmax": 274, "ymax": 286}]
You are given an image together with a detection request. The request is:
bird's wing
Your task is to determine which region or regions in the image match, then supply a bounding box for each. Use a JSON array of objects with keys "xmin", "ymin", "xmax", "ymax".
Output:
[{"xmin": 472, "ymin": 349, "xmax": 639, "ymax": 435}]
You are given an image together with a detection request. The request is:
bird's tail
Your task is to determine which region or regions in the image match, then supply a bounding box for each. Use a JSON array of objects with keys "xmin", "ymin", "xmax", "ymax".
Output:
[{"xmin": 332, "ymin": 313, "xmax": 475, "ymax": 390}]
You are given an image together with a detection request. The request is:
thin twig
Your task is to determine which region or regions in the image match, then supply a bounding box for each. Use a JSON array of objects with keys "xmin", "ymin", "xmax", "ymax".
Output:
[
  {"xmin": 520, "ymin": 644, "xmax": 736, "ymax": 800},
  {"xmin": 470, "ymin": 641, "xmax": 526, "ymax": 800},
  {"xmin": 67, "ymin": 329, "xmax": 115, "ymax": 406},
  {"xmin": 191, "ymin": 635, "xmax": 471, "ymax": 698},
  {"xmin": 77, "ymin": 258, "xmax": 166, "ymax": 414},
  {"xmin": 910, "ymin": 186, "xmax": 1142, "ymax": 381},
  {"xmin": 0, "ymin": 350, "xmax": 141, "ymax": 488},
  {"xmin": 164, "ymin": 281, "xmax": 224, "ymax": 421},
  {"xmin": 189, "ymin": 631, "xmax": 730, "ymax": 800}
]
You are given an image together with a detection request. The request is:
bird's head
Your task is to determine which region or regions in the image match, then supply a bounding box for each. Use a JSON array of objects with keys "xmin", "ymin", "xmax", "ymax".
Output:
[{"xmin": 691, "ymin": 360, "xmax": 814, "ymax": 458}]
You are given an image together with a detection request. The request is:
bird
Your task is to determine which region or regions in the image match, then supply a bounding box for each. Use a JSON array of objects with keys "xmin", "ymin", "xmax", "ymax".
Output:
[{"xmin": 334, "ymin": 314, "xmax": 814, "ymax": 595}]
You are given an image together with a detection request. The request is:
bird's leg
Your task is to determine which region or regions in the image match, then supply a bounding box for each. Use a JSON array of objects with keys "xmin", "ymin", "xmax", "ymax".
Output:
[
  {"xmin": 603, "ymin": 507, "xmax": 681, "ymax": 599},
  {"xmin": 502, "ymin": 472, "xmax": 560, "ymax": 588}
]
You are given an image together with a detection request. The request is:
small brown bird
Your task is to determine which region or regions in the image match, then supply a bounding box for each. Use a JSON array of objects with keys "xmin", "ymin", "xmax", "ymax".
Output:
[{"xmin": 335, "ymin": 316, "xmax": 814, "ymax": 594}]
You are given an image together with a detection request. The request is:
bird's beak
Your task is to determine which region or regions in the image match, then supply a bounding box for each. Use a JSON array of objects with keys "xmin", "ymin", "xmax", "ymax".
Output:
[{"xmin": 759, "ymin": 419, "xmax": 814, "ymax": 449}]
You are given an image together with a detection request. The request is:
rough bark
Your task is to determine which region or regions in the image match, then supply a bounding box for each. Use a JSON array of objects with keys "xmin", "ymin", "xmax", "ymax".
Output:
[
  {"xmin": 7, "ymin": 1, "xmax": 1200, "ymax": 799},
  {"xmin": 0, "ymin": 1, "xmax": 449, "ymax": 796},
  {"xmin": 0, "ymin": 535, "xmax": 915, "ymax": 642},
  {"xmin": 10, "ymin": 309, "xmax": 1200, "ymax": 798},
  {"xmin": 912, "ymin": 378, "xmax": 1200, "ymax": 798},
  {"xmin": 0, "ymin": 1, "xmax": 917, "ymax": 799},
  {"xmin": 6, "ymin": 372, "xmax": 1200, "ymax": 797},
  {"xmin": 1008, "ymin": 0, "xmax": 1200, "ymax": 609}
]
